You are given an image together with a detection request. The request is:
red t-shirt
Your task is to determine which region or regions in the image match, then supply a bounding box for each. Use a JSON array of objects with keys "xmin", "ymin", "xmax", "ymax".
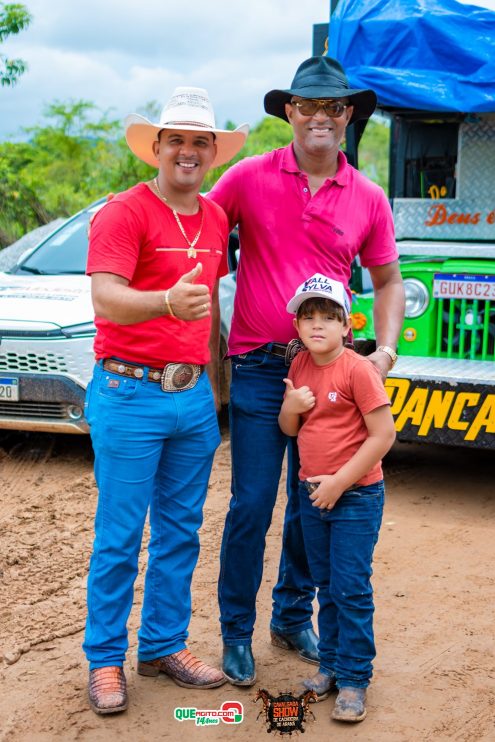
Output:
[
  {"xmin": 87, "ymin": 183, "xmax": 229, "ymax": 366},
  {"xmin": 288, "ymin": 348, "xmax": 391, "ymax": 486}
]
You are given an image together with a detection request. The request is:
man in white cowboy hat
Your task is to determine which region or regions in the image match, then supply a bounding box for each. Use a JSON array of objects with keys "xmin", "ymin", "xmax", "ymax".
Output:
[
  {"xmin": 208, "ymin": 56, "xmax": 404, "ymax": 689},
  {"xmin": 83, "ymin": 86, "xmax": 248, "ymax": 714}
]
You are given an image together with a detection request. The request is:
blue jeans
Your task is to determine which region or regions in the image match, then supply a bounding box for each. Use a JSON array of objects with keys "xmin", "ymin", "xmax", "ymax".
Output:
[
  {"xmin": 299, "ymin": 480, "xmax": 384, "ymax": 688},
  {"xmin": 83, "ymin": 362, "xmax": 220, "ymax": 669},
  {"xmin": 218, "ymin": 349, "xmax": 315, "ymax": 644}
]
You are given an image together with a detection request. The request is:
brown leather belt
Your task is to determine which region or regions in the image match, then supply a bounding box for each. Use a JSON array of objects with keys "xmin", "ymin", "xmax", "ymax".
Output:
[
  {"xmin": 103, "ymin": 359, "xmax": 204, "ymax": 392},
  {"xmin": 103, "ymin": 359, "xmax": 163, "ymax": 382}
]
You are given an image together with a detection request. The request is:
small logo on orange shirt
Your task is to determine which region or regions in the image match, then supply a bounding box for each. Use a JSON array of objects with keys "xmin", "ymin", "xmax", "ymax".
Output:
[{"xmin": 328, "ymin": 392, "xmax": 338, "ymax": 402}]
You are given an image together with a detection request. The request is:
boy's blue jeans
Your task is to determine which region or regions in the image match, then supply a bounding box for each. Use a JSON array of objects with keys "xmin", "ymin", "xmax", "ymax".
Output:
[
  {"xmin": 218, "ymin": 349, "xmax": 315, "ymax": 644},
  {"xmin": 83, "ymin": 362, "xmax": 220, "ymax": 669},
  {"xmin": 299, "ymin": 479, "xmax": 384, "ymax": 688}
]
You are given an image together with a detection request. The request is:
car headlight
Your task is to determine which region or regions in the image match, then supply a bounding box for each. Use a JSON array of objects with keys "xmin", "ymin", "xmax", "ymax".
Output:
[
  {"xmin": 61, "ymin": 322, "xmax": 96, "ymax": 338},
  {"xmin": 404, "ymin": 279, "xmax": 429, "ymax": 318}
]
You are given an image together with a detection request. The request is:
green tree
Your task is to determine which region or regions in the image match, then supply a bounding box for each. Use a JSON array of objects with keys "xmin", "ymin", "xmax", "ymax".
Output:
[
  {"xmin": 0, "ymin": 101, "xmax": 390, "ymax": 248},
  {"xmin": 0, "ymin": 99, "xmax": 158, "ymax": 245},
  {"xmin": 357, "ymin": 117, "xmax": 390, "ymax": 193},
  {"xmin": 202, "ymin": 116, "xmax": 293, "ymax": 191},
  {"xmin": 0, "ymin": 2, "xmax": 32, "ymax": 86}
]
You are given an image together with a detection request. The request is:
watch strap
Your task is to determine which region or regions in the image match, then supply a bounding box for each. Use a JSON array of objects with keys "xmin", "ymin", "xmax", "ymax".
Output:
[{"xmin": 376, "ymin": 345, "xmax": 398, "ymax": 367}]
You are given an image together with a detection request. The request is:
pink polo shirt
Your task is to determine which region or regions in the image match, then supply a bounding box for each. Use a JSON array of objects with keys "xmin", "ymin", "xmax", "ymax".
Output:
[{"xmin": 208, "ymin": 144, "xmax": 397, "ymax": 355}]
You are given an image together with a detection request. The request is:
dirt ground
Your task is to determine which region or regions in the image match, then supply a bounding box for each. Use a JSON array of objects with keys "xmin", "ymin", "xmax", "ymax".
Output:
[{"xmin": 0, "ymin": 420, "xmax": 494, "ymax": 742}]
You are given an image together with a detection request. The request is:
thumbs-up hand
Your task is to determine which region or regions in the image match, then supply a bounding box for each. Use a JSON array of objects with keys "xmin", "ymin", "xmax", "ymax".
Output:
[
  {"xmin": 282, "ymin": 378, "xmax": 316, "ymax": 414},
  {"xmin": 283, "ymin": 378, "xmax": 295, "ymax": 393},
  {"xmin": 178, "ymin": 262, "xmax": 203, "ymax": 284},
  {"xmin": 168, "ymin": 262, "xmax": 211, "ymax": 321}
]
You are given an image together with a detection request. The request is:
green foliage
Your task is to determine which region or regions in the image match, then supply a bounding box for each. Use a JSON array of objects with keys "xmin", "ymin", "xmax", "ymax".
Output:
[
  {"xmin": 0, "ymin": 1, "xmax": 30, "ymax": 39},
  {"xmin": 357, "ymin": 117, "xmax": 390, "ymax": 193},
  {"xmin": 202, "ymin": 116, "xmax": 293, "ymax": 191},
  {"xmin": 0, "ymin": 99, "xmax": 390, "ymax": 247},
  {"xmin": 0, "ymin": 99, "xmax": 160, "ymax": 245},
  {"xmin": 0, "ymin": 2, "xmax": 32, "ymax": 86}
]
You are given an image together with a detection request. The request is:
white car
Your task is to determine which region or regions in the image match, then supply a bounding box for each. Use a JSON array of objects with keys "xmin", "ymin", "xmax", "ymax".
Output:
[{"xmin": 0, "ymin": 200, "xmax": 236, "ymax": 433}]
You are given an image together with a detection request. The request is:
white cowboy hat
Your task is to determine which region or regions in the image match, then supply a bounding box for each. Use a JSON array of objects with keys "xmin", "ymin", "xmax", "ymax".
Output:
[{"xmin": 124, "ymin": 86, "xmax": 249, "ymax": 169}]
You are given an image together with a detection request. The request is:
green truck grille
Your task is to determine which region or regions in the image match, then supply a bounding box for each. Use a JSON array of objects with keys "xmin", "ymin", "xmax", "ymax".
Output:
[{"xmin": 435, "ymin": 298, "xmax": 495, "ymax": 360}]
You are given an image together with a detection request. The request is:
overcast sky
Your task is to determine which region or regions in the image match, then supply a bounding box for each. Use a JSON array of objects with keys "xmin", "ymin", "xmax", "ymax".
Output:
[{"xmin": 1, "ymin": 0, "xmax": 328, "ymax": 141}]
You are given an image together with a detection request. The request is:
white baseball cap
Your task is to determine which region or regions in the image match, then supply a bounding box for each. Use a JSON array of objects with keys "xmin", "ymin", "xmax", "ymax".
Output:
[{"xmin": 286, "ymin": 274, "xmax": 351, "ymax": 316}]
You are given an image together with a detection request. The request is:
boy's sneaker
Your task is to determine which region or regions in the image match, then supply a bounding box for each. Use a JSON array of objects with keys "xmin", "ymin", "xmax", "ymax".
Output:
[
  {"xmin": 332, "ymin": 686, "xmax": 367, "ymax": 722},
  {"xmin": 301, "ymin": 670, "xmax": 337, "ymax": 701}
]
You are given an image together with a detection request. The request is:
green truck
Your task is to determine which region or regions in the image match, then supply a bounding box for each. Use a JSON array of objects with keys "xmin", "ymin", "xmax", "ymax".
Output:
[
  {"xmin": 319, "ymin": 1, "xmax": 495, "ymax": 449},
  {"xmin": 350, "ymin": 111, "xmax": 495, "ymax": 450}
]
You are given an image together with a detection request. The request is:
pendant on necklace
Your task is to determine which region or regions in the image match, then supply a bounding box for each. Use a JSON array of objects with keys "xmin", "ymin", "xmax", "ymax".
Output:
[
  {"xmin": 152, "ymin": 178, "xmax": 203, "ymax": 256},
  {"xmin": 172, "ymin": 207, "xmax": 203, "ymax": 258}
]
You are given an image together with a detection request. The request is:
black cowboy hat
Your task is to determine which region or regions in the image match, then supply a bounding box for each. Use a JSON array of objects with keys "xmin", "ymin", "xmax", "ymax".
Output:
[{"xmin": 264, "ymin": 56, "xmax": 377, "ymax": 126}]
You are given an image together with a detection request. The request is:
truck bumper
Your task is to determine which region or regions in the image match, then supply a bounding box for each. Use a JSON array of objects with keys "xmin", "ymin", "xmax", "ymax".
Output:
[{"xmin": 386, "ymin": 358, "xmax": 495, "ymax": 449}]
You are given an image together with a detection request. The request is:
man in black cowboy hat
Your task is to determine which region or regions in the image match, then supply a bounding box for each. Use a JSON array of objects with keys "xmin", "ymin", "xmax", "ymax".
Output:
[{"xmin": 209, "ymin": 56, "xmax": 404, "ymax": 720}]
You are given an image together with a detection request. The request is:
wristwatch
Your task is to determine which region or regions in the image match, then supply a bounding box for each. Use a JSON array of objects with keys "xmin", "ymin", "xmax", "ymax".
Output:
[{"xmin": 376, "ymin": 345, "xmax": 398, "ymax": 367}]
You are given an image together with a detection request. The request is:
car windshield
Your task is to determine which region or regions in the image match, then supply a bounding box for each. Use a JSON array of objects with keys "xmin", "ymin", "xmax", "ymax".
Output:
[{"xmin": 17, "ymin": 209, "xmax": 94, "ymax": 275}]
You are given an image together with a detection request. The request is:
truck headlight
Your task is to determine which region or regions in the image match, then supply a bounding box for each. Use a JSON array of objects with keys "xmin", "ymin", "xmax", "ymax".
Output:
[{"xmin": 404, "ymin": 279, "xmax": 429, "ymax": 318}]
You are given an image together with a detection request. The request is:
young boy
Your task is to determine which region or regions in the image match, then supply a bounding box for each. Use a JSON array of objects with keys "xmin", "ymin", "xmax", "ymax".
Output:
[{"xmin": 278, "ymin": 274, "xmax": 396, "ymax": 723}]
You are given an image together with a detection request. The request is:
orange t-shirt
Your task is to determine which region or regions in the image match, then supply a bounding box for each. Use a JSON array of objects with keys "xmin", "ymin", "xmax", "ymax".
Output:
[{"xmin": 288, "ymin": 348, "xmax": 391, "ymax": 486}]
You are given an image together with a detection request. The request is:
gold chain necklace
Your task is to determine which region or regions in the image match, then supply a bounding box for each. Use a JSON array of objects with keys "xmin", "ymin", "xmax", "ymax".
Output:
[{"xmin": 151, "ymin": 178, "xmax": 203, "ymax": 259}]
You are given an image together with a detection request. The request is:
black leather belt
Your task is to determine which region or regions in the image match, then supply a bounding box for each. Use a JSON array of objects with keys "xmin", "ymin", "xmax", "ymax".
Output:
[
  {"xmin": 259, "ymin": 342, "xmax": 288, "ymax": 358},
  {"xmin": 259, "ymin": 340, "xmax": 306, "ymax": 366}
]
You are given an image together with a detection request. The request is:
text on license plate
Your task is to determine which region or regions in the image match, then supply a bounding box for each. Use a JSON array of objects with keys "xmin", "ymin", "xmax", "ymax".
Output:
[
  {"xmin": 0, "ymin": 378, "xmax": 19, "ymax": 401},
  {"xmin": 433, "ymin": 274, "xmax": 495, "ymax": 300}
]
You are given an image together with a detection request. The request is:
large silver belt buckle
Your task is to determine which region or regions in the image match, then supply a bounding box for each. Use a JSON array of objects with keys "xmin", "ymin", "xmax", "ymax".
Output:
[{"xmin": 161, "ymin": 363, "xmax": 201, "ymax": 392}]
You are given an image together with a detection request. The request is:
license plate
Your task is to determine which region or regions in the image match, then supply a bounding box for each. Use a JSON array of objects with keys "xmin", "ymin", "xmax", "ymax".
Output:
[
  {"xmin": 433, "ymin": 274, "xmax": 495, "ymax": 300},
  {"xmin": 0, "ymin": 378, "xmax": 19, "ymax": 401}
]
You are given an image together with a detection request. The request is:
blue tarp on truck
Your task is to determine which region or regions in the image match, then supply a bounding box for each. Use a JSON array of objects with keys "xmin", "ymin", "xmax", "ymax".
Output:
[{"xmin": 328, "ymin": 0, "xmax": 495, "ymax": 112}]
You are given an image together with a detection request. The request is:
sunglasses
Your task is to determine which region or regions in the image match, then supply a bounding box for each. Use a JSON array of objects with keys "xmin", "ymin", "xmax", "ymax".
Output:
[{"xmin": 291, "ymin": 99, "xmax": 348, "ymax": 118}]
